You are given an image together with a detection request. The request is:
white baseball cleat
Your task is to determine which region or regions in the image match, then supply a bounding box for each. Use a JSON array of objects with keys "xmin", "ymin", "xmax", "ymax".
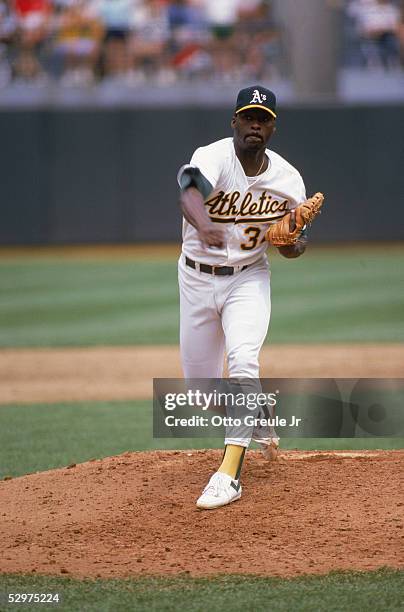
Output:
[
  {"xmin": 196, "ymin": 471, "xmax": 242, "ymax": 510},
  {"xmin": 257, "ymin": 437, "xmax": 280, "ymax": 461}
]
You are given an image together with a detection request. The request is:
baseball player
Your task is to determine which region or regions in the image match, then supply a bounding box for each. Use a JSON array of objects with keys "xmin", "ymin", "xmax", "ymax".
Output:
[{"xmin": 177, "ymin": 85, "xmax": 324, "ymax": 510}]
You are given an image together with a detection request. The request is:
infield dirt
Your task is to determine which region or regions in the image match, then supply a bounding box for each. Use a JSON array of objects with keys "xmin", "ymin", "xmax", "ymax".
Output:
[
  {"xmin": 1, "ymin": 343, "xmax": 403, "ymax": 404},
  {"xmin": 0, "ymin": 450, "xmax": 402, "ymax": 578}
]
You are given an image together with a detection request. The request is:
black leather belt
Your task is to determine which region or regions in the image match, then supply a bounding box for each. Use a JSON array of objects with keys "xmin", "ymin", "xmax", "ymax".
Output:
[{"xmin": 185, "ymin": 256, "xmax": 248, "ymax": 276}]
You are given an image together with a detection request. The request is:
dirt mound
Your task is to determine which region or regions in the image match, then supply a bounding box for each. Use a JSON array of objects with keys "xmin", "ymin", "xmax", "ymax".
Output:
[{"xmin": 1, "ymin": 450, "xmax": 402, "ymax": 579}]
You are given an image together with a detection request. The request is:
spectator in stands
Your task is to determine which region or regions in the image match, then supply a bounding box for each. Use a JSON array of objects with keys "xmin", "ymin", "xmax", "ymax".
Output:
[
  {"xmin": 167, "ymin": 0, "xmax": 211, "ymax": 80},
  {"xmin": 236, "ymin": 0, "xmax": 280, "ymax": 80},
  {"xmin": 93, "ymin": 0, "xmax": 136, "ymax": 81},
  {"xmin": 0, "ymin": 1, "xmax": 16, "ymax": 87},
  {"xmin": 52, "ymin": 0, "xmax": 104, "ymax": 85},
  {"xmin": 13, "ymin": 0, "xmax": 51, "ymax": 82},
  {"xmin": 397, "ymin": 0, "xmax": 404, "ymax": 65},
  {"xmin": 348, "ymin": 0, "xmax": 401, "ymax": 68},
  {"xmin": 129, "ymin": 0, "xmax": 172, "ymax": 83},
  {"xmin": 203, "ymin": 0, "xmax": 240, "ymax": 80},
  {"xmin": 168, "ymin": 0, "xmax": 198, "ymax": 32}
]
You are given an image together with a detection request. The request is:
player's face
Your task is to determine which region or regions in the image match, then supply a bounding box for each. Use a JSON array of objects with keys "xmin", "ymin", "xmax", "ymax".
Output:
[{"xmin": 231, "ymin": 109, "xmax": 276, "ymax": 151}]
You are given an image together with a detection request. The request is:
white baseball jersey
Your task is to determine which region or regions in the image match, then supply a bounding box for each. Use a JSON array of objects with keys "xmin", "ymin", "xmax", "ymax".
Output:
[{"xmin": 178, "ymin": 137, "xmax": 306, "ymax": 267}]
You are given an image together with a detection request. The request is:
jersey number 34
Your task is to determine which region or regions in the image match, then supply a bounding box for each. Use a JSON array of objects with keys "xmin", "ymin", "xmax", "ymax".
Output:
[{"xmin": 241, "ymin": 226, "xmax": 266, "ymax": 251}]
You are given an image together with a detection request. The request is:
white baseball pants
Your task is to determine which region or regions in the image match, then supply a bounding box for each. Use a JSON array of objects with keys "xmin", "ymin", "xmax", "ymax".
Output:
[{"xmin": 178, "ymin": 253, "xmax": 271, "ymax": 447}]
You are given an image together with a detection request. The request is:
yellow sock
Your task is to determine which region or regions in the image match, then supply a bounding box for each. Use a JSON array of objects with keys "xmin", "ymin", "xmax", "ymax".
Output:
[{"xmin": 218, "ymin": 445, "xmax": 246, "ymax": 480}]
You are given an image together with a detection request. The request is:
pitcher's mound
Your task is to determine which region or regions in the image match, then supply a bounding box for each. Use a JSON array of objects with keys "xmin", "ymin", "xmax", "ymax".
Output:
[{"xmin": 0, "ymin": 450, "xmax": 402, "ymax": 578}]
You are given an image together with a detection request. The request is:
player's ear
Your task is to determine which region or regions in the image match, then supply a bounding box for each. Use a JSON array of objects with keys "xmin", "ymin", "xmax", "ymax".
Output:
[{"xmin": 231, "ymin": 115, "xmax": 236, "ymax": 128}]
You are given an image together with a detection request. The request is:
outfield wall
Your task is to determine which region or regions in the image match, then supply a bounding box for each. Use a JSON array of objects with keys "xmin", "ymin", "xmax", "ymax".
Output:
[{"xmin": 1, "ymin": 105, "xmax": 403, "ymax": 245}]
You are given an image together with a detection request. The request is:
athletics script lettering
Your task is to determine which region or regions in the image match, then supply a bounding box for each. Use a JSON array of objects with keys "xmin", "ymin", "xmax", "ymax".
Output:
[{"xmin": 205, "ymin": 190, "xmax": 289, "ymax": 223}]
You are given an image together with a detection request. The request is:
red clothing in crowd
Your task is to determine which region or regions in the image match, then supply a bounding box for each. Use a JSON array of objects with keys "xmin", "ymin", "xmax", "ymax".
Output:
[{"xmin": 14, "ymin": 0, "xmax": 51, "ymax": 16}]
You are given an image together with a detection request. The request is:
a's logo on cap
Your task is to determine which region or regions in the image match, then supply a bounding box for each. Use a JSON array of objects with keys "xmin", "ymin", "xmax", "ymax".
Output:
[{"xmin": 250, "ymin": 89, "xmax": 267, "ymax": 104}]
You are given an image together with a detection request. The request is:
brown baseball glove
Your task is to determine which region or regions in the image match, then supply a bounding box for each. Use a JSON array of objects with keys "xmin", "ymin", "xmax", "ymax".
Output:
[{"xmin": 265, "ymin": 192, "xmax": 325, "ymax": 247}]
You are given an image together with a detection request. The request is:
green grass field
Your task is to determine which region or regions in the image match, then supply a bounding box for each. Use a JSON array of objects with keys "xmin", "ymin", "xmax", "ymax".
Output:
[
  {"xmin": 0, "ymin": 401, "xmax": 402, "ymax": 479},
  {"xmin": 0, "ymin": 569, "xmax": 403, "ymax": 612},
  {"xmin": 0, "ymin": 245, "xmax": 403, "ymax": 346},
  {"xmin": 1, "ymin": 245, "xmax": 403, "ymax": 611}
]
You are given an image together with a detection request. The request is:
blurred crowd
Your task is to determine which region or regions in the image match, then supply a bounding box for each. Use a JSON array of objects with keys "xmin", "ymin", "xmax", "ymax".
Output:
[
  {"xmin": 0, "ymin": 0, "xmax": 281, "ymax": 87},
  {"xmin": 0, "ymin": 0, "xmax": 403, "ymax": 89},
  {"xmin": 346, "ymin": 0, "xmax": 404, "ymax": 69}
]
